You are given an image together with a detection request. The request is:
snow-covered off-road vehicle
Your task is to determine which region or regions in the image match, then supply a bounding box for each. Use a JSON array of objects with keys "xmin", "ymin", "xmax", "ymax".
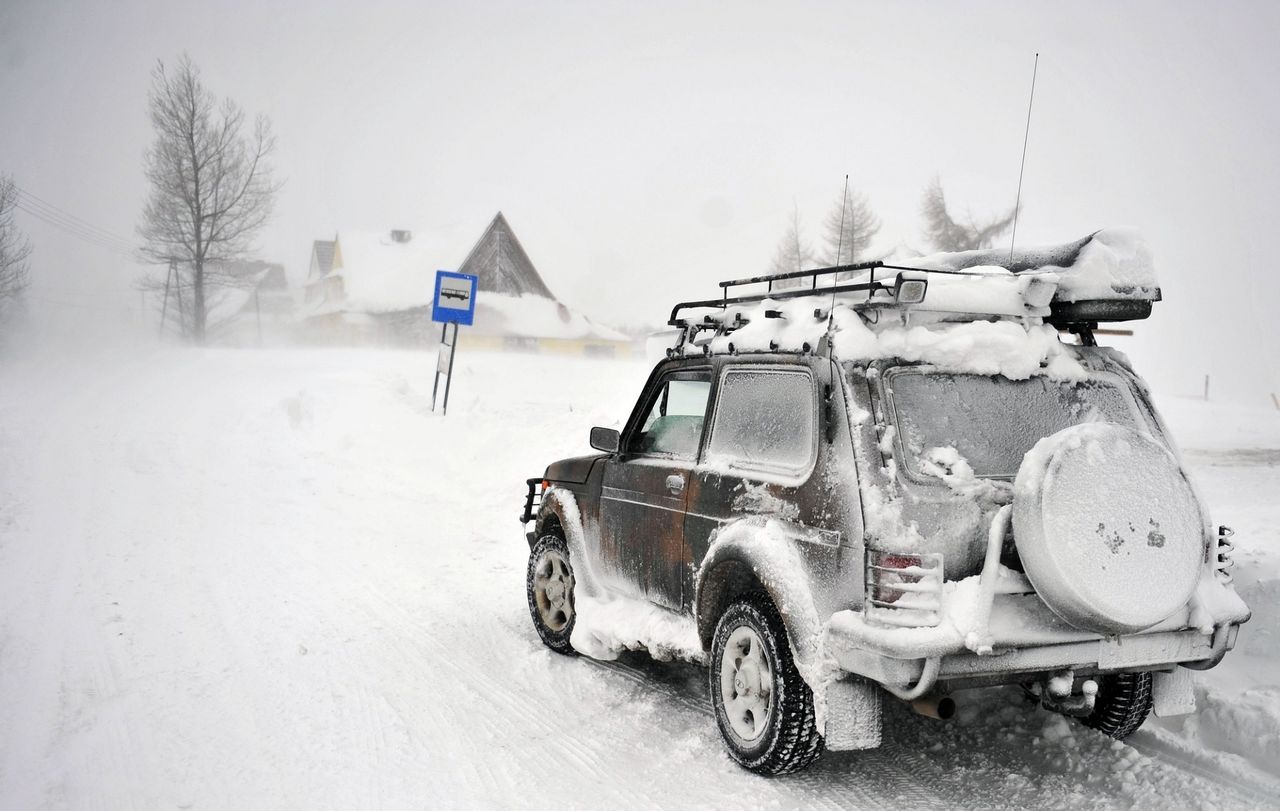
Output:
[{"xmin": 518, "ymin": 228, "xmax": 1250, "ymax": 775}]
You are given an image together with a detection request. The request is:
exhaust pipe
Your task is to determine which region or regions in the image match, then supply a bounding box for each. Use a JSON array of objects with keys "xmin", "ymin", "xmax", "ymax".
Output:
[{"xmin": 910, "ymin": 693, "xmax": 956, "ymax": 721}]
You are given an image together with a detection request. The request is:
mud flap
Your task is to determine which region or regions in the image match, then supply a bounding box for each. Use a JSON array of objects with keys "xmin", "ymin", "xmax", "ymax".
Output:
[
  {"xmin": 823, "ymin": 677, "xmax": 882, "ymax": 751},
  {"xmin": 1152, "ymin": 667, "xmax": 1196, "ymax": 717}
]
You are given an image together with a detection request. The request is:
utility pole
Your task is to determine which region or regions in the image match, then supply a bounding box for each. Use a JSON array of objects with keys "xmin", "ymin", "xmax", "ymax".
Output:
[
  {"xmin": 254, "ymin": 287, "xmax": 263, "ymax": 347},
  {"xmin": 175, "ymin": 261, "xmax": 187, "ymax": 339},
  {"xmin": 158, "ymin": 258, "xmax": 175, "ymax": 338}
]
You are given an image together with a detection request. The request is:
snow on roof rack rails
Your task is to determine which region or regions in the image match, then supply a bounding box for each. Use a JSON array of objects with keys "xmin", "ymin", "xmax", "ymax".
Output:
[{"xmin": 668, "ymin": 262, "xmax": 987, "ymax": 326}]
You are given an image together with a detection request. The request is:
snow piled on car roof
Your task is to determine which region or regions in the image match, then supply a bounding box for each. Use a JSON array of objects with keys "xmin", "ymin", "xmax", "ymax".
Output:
[
  {"xmin": 684, "ymin": 293, "xmax": 1090, "ymax": 380},
  {"xmin": 830, "ymin": 314, "xmax": 1088, "ymax": 380},
  {"xmin": 668, "ymin": 228, "xmax": 1159, "ymax": 379},
  {"xmin": 914, "ymin": 227, "xmax": 1159, "ymax": 302}
]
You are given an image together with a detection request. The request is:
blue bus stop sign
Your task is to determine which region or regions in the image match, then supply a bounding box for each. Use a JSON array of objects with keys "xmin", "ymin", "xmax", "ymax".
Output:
[{"xmin": 432, "ymin": 270, "xmax": 478, "ymax": 325}]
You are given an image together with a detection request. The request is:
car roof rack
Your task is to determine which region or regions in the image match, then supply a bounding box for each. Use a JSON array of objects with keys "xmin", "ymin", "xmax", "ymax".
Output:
[{"xmin": 667, "ymin": 261, "xmax": 987, "ymax": 327}]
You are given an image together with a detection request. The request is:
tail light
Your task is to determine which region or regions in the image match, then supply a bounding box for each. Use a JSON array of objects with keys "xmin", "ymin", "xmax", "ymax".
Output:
[{"xmin": 865, "ymin": 549, "xmax": 943, "ymax": 628}]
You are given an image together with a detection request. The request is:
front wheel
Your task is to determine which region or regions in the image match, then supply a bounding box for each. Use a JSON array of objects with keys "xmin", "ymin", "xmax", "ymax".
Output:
[
  {"xmin": 526, "ymin": 534, "xmax": 576, "ymax": 655},
  {"xmin": 709, "ymin": 594, "xmax": 822, "ymax": 775}
]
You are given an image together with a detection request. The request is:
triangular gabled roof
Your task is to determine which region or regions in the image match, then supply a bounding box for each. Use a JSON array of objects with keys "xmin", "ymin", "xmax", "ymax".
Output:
[
  {"xmin": 309, "ymin": 239, "xmax": 336, "ymax": 281},
  {"xmin": 456, "ymin": 212, "xmax": 555, "ymax": 298}
]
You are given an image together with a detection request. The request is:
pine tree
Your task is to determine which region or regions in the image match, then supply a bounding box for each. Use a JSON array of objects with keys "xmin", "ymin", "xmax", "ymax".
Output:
[
  {"xmin": 921, "ymin": 175, "xmax": 1016, "ymax": 252},
  {"xmin": 822, "ymin": 184, "xmax": 881, "ymax": 266},
  {"xmin": 769, "ymin": 203, "xmax": 816, "ymax": 289}
]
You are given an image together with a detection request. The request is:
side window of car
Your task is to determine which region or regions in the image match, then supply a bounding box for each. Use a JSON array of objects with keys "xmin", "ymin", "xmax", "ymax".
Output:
[
  {"xmin": 705, "ymin": 367, "xmax": 817, "ymax": 474},
  {"xmin": 630, "ymin": 373, "xmax": 712, "ymax": 459}
]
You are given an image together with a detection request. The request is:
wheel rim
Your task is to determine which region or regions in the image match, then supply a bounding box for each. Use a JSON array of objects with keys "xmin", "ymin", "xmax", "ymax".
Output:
[
  {"xmin": 533, "ymin": 549, "xmax": 574, "ymax": 632},
  {"xmin": 719, "ymin": 624, "xmax": 774, "ymax": 744}
]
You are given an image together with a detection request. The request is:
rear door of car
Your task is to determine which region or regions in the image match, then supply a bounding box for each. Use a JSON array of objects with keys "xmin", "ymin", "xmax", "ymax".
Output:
[
  {"xmin": 599, "ymin": 366, "xmax": 712, "ymax": 609},
  {"xmin": 683, "ymin": 362, "xmax": 821, "ymax": 605}
]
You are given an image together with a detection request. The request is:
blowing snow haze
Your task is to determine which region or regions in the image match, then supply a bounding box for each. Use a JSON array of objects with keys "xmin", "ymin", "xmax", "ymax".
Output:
[
  {"xmin": 1, "ymin": 0, "xmax": 1278, "ymax": 402},
  {"xmin": 5, "ymin": 3, "xmax": 1280, "ymax": 807}
]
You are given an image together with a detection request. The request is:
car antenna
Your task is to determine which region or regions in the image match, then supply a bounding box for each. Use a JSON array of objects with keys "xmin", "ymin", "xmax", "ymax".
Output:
[
  {"xmin": 1009, "ymin": 52, "xmax": 1039, "ymax": 267},
  {"xmin": 827, "ymin": 174, "xmax": 849, "ymax": 332}
]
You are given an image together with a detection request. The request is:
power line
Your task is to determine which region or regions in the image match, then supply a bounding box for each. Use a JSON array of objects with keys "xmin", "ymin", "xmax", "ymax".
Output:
[
  {"xmin": 27, "ymin": 294, "xmax": 145, "ymax": 313},
  {"xmin": 14, "ymin": 196, "xmax": 136, "ymax": 253},
  {"xmin": 14, "ymin": 200, "xmax": 137, "ymax": 255},
  {"xmin": 14, "ymin": 202, "xmax": 135, "ymax": 257},
  {"xmin": 11, "ymin": 185, "xmax": 138, "ymax": 257},
  {"xmin": 15, "ymin": 186, "xmax": 134, "ymax": 247}
]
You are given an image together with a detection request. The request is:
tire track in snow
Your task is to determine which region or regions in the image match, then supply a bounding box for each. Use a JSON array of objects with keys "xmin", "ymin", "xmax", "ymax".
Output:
[
  {"xmin": 1128, "ymin": 729, "xmax": 1280, "ymax": 808},
  {"xmin": 337, "ymin": 583, "xmax": 635, "ymax": 807},
  {"xmin": 589, "ymin": 656, "xmax": 948, "ymax": 810},
  {"xmin": 583, "ymin": 655, "xmax": 1273, "ymax": 810}
]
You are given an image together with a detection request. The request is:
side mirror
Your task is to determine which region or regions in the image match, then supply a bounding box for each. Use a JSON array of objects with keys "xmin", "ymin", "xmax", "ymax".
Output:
[{"xmin": 590, "ymin": 426, "xmax": 620, "ymax": 454}]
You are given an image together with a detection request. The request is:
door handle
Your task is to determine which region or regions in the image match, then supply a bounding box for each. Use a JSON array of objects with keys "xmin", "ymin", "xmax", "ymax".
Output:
[{"xmin": 665, "ymin": 474, "xmax": 685, "ymax": 494}]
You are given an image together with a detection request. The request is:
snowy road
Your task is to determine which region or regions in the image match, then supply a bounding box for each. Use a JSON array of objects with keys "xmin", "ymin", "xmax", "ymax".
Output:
[{"xmin": 1, "ymin": 348, "xmax": 1277, "ymax": 809}]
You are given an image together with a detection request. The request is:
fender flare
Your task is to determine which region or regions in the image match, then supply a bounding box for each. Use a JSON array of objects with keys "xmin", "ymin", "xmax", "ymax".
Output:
[
  {"xmin": 694, "ymin": 517, "xmax": 831, "ymax": 698},
  {"xmin": 537, "ymin": 487, "xmax": 603, "ymax": 599}
]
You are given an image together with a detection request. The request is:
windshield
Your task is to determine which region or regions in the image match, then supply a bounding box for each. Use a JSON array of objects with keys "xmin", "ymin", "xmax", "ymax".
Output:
[{"xmin": 885, "ymin": 370, "xmax": 1143, "ymax": 479}]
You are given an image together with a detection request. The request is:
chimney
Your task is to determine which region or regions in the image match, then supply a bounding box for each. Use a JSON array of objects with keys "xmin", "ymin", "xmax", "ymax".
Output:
[{"xmin": 390, "ymin": 229, "xmax": 412, "ymax": 243}]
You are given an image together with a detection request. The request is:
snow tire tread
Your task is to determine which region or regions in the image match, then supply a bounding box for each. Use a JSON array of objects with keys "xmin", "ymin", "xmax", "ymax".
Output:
[
  {"xmin": 525, "ymin": 533, "xmax": 577, "ymax": 656},
  {"xmin": 1083, "ymin": 671, "xmax": 1153, "ymax": 740},
  {"xmin": 710, "ymin": 592, "xmax": 822, "ymax": 776}
]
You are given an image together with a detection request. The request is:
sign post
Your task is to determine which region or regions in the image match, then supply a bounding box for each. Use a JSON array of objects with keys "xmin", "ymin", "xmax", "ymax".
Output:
[{"xmin": 430, "ymin": 270, "xmax": 478, "ymax": 415}]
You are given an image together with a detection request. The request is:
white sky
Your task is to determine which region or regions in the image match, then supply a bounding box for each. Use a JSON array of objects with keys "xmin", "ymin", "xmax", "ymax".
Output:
[{"xmin": 2, "ymin": 0, "xmax": 1277, "ymax": 402}]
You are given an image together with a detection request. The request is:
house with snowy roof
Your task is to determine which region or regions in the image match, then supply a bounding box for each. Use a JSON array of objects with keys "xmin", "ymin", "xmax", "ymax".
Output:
[
  {"xmin": 302, "ymin": 214, "xmax": 632, "ymax": 354},
  {"xmin": 196, "ymin": 259, "xmax": 297, "ymax": 346}
]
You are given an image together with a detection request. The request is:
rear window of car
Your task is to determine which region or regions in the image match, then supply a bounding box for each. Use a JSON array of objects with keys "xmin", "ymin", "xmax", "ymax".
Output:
[
  {"xmin": 886, "ymin": 369, "xmax": 1142, "ymax": 479},
  {"xmin": 705, "ymin": 367, "xmax": 816, "ymax": 475}
]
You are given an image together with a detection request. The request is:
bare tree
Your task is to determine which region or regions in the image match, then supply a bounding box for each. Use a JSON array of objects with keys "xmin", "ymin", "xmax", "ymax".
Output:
[
  {"xmin": 138, "ymin": 55, "xmax": 280, "ymax": 343},
  {"xmin": 921, "ymin": 175, "xmax": 1016, "ymax": 252},
  {"xmin": 769, "ymin": 203, "xmax": 816, "ymax": 289},
  {"xmin": 0, "ymin": 175, "xmax": 32, "ymax": 327},
  {"xmin": 822, "ymin": 184, "xmax": 881, "ymax": 266}
]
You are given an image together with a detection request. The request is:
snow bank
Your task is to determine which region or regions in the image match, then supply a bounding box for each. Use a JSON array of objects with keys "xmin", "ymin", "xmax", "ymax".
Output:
[{"xmin": 478, "ymin": 293, "xmax": 629, "ymax": 342}]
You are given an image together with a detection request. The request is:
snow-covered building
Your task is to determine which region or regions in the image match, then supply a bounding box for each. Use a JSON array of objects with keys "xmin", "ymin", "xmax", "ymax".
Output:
[
  {"xmin": 302, "ymin": 214, "xmax": 632, "ymax": 354},
  {"xmin": 205, "ymin": 260, "xmax": 297, "ymax": 347}
]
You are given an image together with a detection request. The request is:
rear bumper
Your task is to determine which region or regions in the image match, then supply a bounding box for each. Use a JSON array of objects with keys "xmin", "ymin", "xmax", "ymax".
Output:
[
  {"xmin": 825, "ymin": 598, "xmax": 1243, "ymax": 689},
  {"xmin": 835, "ymin": 505, "xmax": 1251, "ymax": 693}
]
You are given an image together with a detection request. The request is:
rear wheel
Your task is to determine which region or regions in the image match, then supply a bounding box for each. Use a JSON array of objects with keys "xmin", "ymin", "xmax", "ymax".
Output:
[
  {"xmin": 709, "ymin": 594, "xmax": 822, "ymax": 775},
  {"xmin": 526, "ymin": 534, "xmax": 576, "ymax": 655},
  {"xmin": 1081, "ymin": 671, "xmax": 1153, "ymax": 739}
]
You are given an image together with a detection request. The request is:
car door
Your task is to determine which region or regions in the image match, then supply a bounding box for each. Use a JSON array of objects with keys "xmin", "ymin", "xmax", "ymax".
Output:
[
  {"xmin": 599, "ymin": 367, "xmax": 712, "ymax": 609},
  {"xmin": 683, "ymin": 363, "xmax": 821, "ymax": 605}
]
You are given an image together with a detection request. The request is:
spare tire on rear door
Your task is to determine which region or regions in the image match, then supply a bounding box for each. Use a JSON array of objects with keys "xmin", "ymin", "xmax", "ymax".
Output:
[{"xmin": 1012, "ymin": 423, "xmax": 1203, "ymax": 635}]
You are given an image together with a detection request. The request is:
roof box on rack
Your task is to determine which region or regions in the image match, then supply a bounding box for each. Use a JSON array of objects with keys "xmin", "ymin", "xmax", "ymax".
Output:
[{"xmin": 912, "ymin": 227, "xmax": 1160, "ymax": 327}]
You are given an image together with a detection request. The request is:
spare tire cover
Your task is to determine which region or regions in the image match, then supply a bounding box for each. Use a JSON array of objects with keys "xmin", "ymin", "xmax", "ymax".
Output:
[{"xmin": 1012, "ymin": 423, "xmax": 1203, "ymax": 635}]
